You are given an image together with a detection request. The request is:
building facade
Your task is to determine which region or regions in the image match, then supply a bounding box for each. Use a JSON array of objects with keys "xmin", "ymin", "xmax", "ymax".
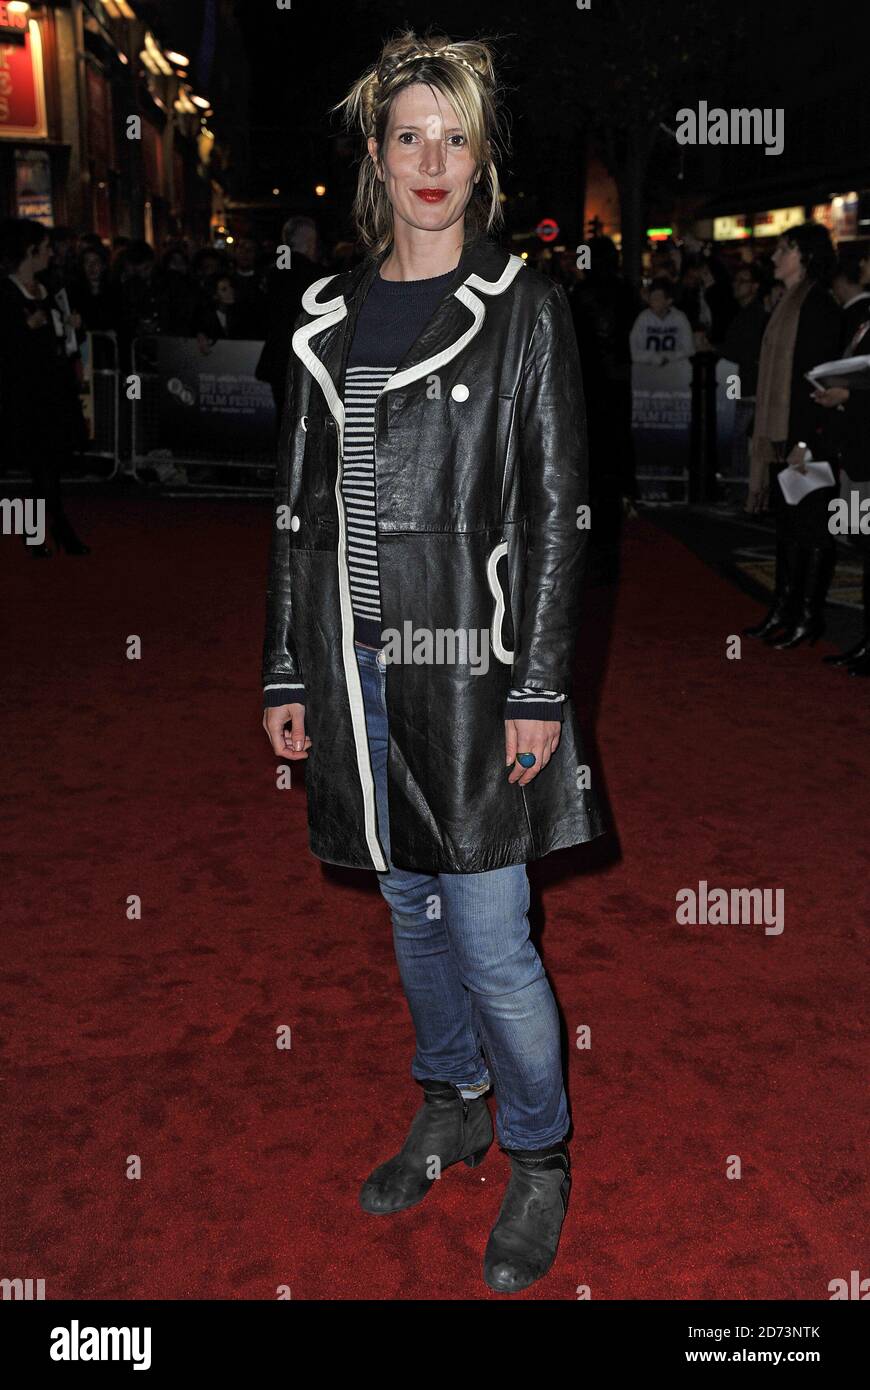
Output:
[{"xmin": 0, "ymin": 0, "xmax": 240, "ymax": 244}]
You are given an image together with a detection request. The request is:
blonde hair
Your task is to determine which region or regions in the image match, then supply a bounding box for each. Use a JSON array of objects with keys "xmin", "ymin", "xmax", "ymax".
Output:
[{"xmin": 331, "ymin": 28, "xmax": 509, "ymax": 257}]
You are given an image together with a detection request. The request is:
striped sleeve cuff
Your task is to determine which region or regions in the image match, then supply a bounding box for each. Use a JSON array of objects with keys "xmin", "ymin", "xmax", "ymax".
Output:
[
  {"xmin": 263, "ymin": 684, "xmax": 559, "ymax": 718},
  {"xmin": 263, "ymin": 684, "xmax": 305, "ymax": 708},
  {"xmin": 504, "ymin": 688, "xmax": 565, "ymax": 722}
]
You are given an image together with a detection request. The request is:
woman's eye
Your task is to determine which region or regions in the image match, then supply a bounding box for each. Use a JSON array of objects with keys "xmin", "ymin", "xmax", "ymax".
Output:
[{"xmin": 395, "ymin": 131, "xmax": 466, "ymax": 146}]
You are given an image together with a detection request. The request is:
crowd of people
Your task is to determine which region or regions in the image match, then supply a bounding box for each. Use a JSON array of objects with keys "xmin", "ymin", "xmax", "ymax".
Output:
[
  {"xmin": 0, "ymin": 213, "xmax": 339, "ymax": 375},
  {"xmin": 1, "ymin": 212, "xmax": 868, "ymax": 674},
  {"xmin": 0, "ymin": 213, "xmax": 331, "ymax": 522},
  {"xmin": 547, "ymin": 226, "xmax": 870, "ymax": 675}
]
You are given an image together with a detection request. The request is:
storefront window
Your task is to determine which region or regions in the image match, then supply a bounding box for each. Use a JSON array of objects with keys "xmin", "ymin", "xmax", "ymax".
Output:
[{"xmin": 15, "ymin": 145, "xmax": 52, "ymax": 222}]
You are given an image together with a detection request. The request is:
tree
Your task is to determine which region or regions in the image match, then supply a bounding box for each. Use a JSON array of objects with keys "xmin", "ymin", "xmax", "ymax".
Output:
[{"xmin": 513, "ymin": 0, "xmax": 746, "ymax": 282}]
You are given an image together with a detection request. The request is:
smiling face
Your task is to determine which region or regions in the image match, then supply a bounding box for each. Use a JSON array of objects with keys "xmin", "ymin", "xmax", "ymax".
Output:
[{"xmin": 367, "ymin": 82, "xmax": 480, "ymax": 238}]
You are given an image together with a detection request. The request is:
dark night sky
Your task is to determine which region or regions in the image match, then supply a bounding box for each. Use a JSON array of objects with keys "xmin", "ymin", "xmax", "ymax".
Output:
[
  {"xmin": 233, "ymin": 1, "xmax": 536, "ymax": 231},
  {"xmin": 230, "ymin": 0, "xmax": 867, "ymax": 244}
]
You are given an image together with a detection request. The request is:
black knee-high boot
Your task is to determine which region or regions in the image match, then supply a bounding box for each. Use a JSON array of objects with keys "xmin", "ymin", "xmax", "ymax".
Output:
[
  {"xmin": 771, "ymin": 545, "xmax": 833, "ymax": 649},
  {"xmin": 743, "ymin": 534, "xmax": 795, "ymax": 639}
]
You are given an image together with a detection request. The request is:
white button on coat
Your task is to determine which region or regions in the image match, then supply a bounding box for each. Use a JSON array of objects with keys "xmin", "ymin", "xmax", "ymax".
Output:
[
  {"xmin": 290, "ymin": 514, "xmax": 301, "ymax": 532},
  {"xmin": 451, "ymin": 384, "xmax": 469, "ymax": 402}
]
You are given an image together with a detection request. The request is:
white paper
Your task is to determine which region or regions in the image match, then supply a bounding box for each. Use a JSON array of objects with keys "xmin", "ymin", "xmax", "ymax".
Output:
[
  {"xmin": 806, "ymin": 353, "xmax": 870, "ymax": 389},
  {"xmin": 53, "ymin": 288, "xmax": 79, "ymax": 357},
  {"xmin": 777, "ymin": 459, "xmax": 836, "ymax": 504}
]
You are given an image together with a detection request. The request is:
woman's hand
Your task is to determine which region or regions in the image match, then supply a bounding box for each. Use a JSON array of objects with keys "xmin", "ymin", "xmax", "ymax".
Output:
[
  {"xmin": 263, "ymin": 703, "xmax": 311, "ymax": 759},
  {"xmin": 26, "ymin": 307, "xmax": 48, "ymax": 330},
  {"xmin": 505, "ymin": 719, "xmax": 561, "ymax": 786},
  {"xmin": 811, "ymin": 385, "xmax": 849, "ymax": 408}
]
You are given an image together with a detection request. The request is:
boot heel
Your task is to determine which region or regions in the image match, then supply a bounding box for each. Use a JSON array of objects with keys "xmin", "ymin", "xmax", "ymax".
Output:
[{"xmin": 463, "ymin": 1144, "xmax": 491, "ymax": 1168}]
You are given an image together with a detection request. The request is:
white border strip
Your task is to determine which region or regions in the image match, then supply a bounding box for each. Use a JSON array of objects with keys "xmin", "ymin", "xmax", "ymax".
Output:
[
  {"xmin": 292, "ymin": 307, "xmax": 388, "ymax": 871},
  {"xmin": 486, "ymin": 540, "xmax": 515, "ymax": 664}
]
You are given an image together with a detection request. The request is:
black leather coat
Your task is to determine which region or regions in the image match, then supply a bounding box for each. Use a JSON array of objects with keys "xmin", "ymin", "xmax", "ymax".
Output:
[{"xmin": 263, "ymin": 234, "xmax": 607, "ymax": 872}]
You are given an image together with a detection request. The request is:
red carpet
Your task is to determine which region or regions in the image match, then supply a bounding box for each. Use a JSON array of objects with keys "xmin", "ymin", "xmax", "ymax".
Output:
[{"xmin": 1, "ymin": 500, "xmax": 866, "ymax": 1300}]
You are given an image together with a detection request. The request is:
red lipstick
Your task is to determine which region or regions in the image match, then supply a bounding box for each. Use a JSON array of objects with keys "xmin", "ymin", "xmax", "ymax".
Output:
[{"xmin": 413, "ymin": 188, "xmax": 448, "ymax": 203}]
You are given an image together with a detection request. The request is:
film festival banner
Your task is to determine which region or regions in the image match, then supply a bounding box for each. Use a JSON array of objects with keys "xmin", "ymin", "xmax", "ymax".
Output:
[
  {"xmin": 156, "ymin": 338, "xmax": 276, "ymax": 454},
  {"xmin": 631, "ymin": 360, "xmax": 692, "ymax": 500}
]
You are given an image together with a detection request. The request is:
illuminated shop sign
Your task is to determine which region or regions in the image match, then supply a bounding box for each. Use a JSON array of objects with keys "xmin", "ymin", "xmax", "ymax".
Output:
[
  {"xmin": 750, "ymin": 206, "xmax": 804, "ymax": 238},
  {"xmin": 0, "ymin": 3, "xmax": 29, "ymax": 40},
  {"xmin": 713, "ymin": 215, "xmax": 750, "ymax": 241},
  {"xmin": 0, "ymin": 18, "xmax": 47, "ymax": 138},
  {"xmin": 831, "ymin": 192, "xmax": 858, "ymax": 240}
]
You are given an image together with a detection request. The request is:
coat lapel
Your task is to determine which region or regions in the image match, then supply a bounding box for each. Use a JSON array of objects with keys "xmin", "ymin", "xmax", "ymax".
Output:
[
  {"xmin": 382, "ymin": 238, "xmax": 523, "ymax": 393},
  {"xmin": 292, "ymin": 236, "xmax": 525, "ymax": 447}
]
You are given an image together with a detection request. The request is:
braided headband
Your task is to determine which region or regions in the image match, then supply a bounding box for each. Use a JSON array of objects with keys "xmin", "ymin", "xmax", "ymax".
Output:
[{"xmin": 377, "ymin": 46, "xmax": 481, "ymax": 86}]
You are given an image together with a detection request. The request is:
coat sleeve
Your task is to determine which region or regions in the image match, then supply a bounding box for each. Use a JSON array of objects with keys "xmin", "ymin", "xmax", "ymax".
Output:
[
  {"xmin": 512, "ymin": 284, "xmax": 590, "ymax": 699},
  {"xmin": 261, "ymin": 327, "xmax": 305, "ymax": 696},
  {"xmin": 790, "ymin": 288, "xmax": 844, "ymax": 451}
]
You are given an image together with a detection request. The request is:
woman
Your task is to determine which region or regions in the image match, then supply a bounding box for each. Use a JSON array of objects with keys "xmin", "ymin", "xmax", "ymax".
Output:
[
  {"xmin": 261, "ymin": 30, "xmax": 605, "ymax": 1295},
  {"xmin": 743, "ymin": 223, "xmax": 841, "ymax": 647},
  {"xmin": 193, "ymin": 273, "xmax": 254, "ymax": 348},
  {"xmin": 68, "ymin": 244, "xmax": 116, "ymax": 334},
  {"xmin": 0, "ymin": 217, "xmax": 90, "ymax": 556}
]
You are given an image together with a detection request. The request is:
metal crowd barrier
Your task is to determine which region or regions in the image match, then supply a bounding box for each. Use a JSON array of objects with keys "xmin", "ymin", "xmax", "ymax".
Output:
[
  {"xmin": 632, "ymin": 354, "xmax": 750, "ymax": 506},
  {"xmin": 78, "ymin": 330, "xmax": 121, "ymax": 479},
  {"xmin": 129, "ymin": 336, "xmax": 276, "ymax": 494}
]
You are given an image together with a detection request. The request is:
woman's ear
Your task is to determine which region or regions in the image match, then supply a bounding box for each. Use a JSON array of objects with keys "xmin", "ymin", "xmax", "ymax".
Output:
[{"xmin": 366, "ymin": 135, "xmax": 383, "ymax": 182}]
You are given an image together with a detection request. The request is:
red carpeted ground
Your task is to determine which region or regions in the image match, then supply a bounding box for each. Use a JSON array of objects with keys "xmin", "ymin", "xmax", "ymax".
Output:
[{"xmin": 1, "ymin": 500, "xmax": 867, "ymax": 1301}]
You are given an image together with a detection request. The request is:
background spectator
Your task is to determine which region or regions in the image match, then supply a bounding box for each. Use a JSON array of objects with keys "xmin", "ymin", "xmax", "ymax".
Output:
[
  {"xmin": 630, "ymin": 277, "xmax": 694, "ymax": 365},
  {"xmin": 721, "ymin": 261, "xmax": 769, "ymax": 481}
]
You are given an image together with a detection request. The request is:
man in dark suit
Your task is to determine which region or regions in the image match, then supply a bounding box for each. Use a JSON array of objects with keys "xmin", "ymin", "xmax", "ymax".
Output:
[
  {"xmin": 832, "ymin": 247, "xmax": 870, "ymax": 350},
  {"xmin": 255, "ymin": 217, "xmax": 324, "ymax": 432}
]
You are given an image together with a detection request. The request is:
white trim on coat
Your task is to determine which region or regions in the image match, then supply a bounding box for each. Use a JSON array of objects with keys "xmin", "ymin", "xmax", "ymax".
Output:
[
  {"xmin": 292, "ymin": 304, "xmax": 388, "ymax": 872},
  {"xmin": 380, "ymin": 254, "xmax": 526, "ymax": 396},
  {"xmin": 486, "ymin": 540, "xmax": 515, "ymax": 664},
  {"xmin": 288, "ymin": 251, "xmax": 525, "ymax": 871}
]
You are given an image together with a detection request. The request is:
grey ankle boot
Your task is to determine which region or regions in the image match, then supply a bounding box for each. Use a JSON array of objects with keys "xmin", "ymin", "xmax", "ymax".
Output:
[
  {"xmin": 359, "ymin": 1078, "xmax": 493, "ymax": 1216},
  {"xmin": 484, "ymin": 1140, "xmax": 571, "ymax": 1293}
]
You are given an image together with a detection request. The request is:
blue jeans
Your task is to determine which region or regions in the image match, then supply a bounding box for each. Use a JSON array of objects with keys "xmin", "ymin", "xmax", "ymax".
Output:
[{"xmin": 354, "ymin": 639, "xmax": 569, "ymax": 1150}]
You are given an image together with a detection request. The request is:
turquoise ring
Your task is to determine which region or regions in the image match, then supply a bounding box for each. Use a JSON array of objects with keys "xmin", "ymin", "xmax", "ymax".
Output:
[{"xmin": 517, "ymin": 751, "xmax": 537, "ymax": 769}]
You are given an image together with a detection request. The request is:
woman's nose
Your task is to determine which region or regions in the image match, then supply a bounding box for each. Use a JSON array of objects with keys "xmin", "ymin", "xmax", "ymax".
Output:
[{"xmin": 419, "ymin": 141, "xmax": 447, "ymax": 176}]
